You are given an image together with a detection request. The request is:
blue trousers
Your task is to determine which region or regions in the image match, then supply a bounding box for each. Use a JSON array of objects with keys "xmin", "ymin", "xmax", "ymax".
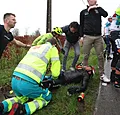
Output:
[
  {"xmin": 62, "ymin": 40, "xmax": 80, "ymax": 70},
  {"xmin": 2, "ymin": 77, "xmax": 52, "ymax": 114}
]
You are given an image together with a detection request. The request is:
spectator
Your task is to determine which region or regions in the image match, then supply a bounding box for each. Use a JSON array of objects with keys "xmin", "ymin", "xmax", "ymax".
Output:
[
  {"xmin": 61, "ymin": 21, "xmax": 81, "ymax": 72},
  {"xmin": 79, "ymin": 0, "xmax": 109, "ymax": 82},
  {"xmin": 0, "ymin": 13, "xmax": 31, "ymax": 58}
]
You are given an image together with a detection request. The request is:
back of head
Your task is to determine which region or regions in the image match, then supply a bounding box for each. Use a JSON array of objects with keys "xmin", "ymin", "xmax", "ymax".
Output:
[
  {"xmin": 46, "ymin": 37, "xmax": 57, "ymax": 45},
  {"xmin": 75, "ymin": 63, "xmax": 95, "ymax": 77},
  {"xmin": 69, "ymin": 21, "xmax": 79, "ymax": 29}
]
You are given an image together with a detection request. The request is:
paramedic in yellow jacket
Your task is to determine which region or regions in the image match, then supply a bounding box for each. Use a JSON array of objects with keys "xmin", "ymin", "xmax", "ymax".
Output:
[
  {"xmin": 32, "ymin": 27, "xmax": 65, "ymax": 54},
  {"xmin": 0, "ymin": 37, "xmax": 61, "ymax": 115},
  {"xmin": 32, "ymin": 27, "xmax": 62, "ymax": 46}
]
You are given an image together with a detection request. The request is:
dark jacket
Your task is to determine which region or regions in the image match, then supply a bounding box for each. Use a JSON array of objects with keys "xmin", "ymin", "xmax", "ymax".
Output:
[
  {"xmin": 61, "ymin": 25, "xmax": 80, "ymax": 43},
  {"xmin": 80, "ymin": 6, "xmax": 108, "ymax": 37},
  {"xmin": 110, "ymin": 31, "xmax": 120, "ymax": 53},
  {"xmin": 0, "ymin": 25, "xmax": 14, "ymax": 58},
  {"xmin": 63, "ymin": 69, "xmax": 90, "ymax": 92}
]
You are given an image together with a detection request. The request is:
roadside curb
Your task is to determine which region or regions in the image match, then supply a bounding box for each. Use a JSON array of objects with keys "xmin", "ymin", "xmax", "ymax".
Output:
[{"xmin": 93, "ymin": 81, "xmax": 102, "ymax": 115}]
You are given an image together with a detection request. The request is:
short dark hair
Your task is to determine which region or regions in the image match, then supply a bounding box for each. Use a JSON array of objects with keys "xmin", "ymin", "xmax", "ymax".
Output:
[
  {"xmin": 69, "ymin": 21, "xmax": 79, "ymax": 29},
  {"xmin": 46, "ymin": 37, "xmax": 57, "ymax": 45},
  {"xmin": 3, "ymin": 13, "xmax": 16, "ymax": 20}
]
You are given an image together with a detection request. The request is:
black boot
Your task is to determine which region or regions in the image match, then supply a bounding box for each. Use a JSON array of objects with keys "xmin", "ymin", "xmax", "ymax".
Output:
[
  {"xmin": 110, "ymin": 70, "xmax": 115, "ymax": 82},
  {"xmin": 67, "ymin": 86, "xmax": 80, "ymax": 96},
  {"xmin": 0, "ymin": 103, "xmax": 4, "ymax": 115},
  {"xmin": 114, "ymin": 74, "xmax": 120, "ymax": 88},
  {"xmin": 9, "ymin": 103, "xmax": 26, "ymax": 115}
]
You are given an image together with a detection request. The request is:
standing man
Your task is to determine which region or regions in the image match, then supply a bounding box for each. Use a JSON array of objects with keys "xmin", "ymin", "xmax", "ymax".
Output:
[
  {"xmin": 0, "ymin": 38, "xmax": 61, "ymax": 115},
  {"xmin": 0, "ymin": 13, "xmax": 31, "ymax": 58},
  {"xmin": 61, "ymin": 21, "xmax": 81, "ymax": 72},
  {"xmin": 80, "ymin": 0, "xmax": 109, "ymax": 82}
]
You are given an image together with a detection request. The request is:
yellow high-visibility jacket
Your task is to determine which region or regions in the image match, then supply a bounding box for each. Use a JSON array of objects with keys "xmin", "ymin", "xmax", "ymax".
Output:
[
  {"xmin": 32, "ymin": 33, "xmax": 53, "ymax": 46},
  {"xmin": 14, "ymin": 42, "xmax": 61, "ymax": 83}
]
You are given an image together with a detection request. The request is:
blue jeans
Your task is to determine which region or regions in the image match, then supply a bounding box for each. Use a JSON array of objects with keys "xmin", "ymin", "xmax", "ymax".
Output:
[{"xmin": 62, "ymin": 40, "xmax": 80, "ymax": 70}]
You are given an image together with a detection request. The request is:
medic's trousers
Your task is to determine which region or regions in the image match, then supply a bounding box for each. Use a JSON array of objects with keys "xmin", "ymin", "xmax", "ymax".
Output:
[{"xmin": 2, "ymin": 77, "xmax": 52, "ymax": 115}]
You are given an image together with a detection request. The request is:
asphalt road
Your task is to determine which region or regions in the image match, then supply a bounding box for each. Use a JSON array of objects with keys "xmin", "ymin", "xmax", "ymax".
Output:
[{"xmin": 94, "ymin": 58, "xmax": 120, "ymax": 115}]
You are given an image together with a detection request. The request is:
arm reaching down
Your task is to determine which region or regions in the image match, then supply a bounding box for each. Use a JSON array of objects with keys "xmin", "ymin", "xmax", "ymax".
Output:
[{"xmin": 50, "ymin": 47, "xmax": 61, "ymax": 79}]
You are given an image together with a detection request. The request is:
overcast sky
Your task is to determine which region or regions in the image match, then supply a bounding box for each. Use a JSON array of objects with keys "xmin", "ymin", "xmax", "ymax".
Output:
[{"xmin": 0, "ymin": 0, "xmax": 119, "ymax": 35}]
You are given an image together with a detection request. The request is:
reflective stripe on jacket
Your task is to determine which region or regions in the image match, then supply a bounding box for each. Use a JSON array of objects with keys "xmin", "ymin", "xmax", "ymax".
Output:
[{"xmin": 15, "ymin": 42, "xmax": 61, "ymax": 83}]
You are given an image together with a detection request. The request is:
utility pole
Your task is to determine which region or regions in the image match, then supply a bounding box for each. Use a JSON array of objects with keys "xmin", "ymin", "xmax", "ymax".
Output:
[{"xmin": 46, "ymin": 0, "xmax": 52, "ymax": 33}]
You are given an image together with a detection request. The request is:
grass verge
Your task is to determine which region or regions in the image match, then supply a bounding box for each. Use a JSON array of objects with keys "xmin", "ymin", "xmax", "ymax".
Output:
[{"xmin": 0, "ymin": 47, "xmax": 100, "ymax": 115}]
